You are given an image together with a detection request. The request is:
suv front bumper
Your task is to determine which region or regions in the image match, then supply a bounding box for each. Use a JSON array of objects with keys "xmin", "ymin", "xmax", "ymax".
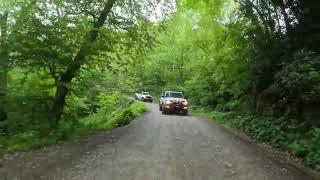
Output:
[{"xmin": 164, "ymin": 104, "xmax": 188, "ymax": 113}]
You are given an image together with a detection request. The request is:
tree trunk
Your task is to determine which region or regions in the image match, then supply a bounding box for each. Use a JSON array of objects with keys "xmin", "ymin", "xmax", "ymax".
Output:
[
  {"xmin": 266, "ymin": 2, "xmax": 275, "ymax": 33},
  {"xmin": 240, "ymin": 0, "xmax": 271, "ymax": 38},
  {"xmin": 50, "ymin": 81, "xmax": 68, "ymax": 125},
  {"xmin": 50, "ymin": 0, "xmax": 117, "ymax": 124},
  {"xmin": 279, "ymin": 1, "xmax": 292, "ymax": 38},
  {"xmin": 235, "ymin": 0, "xmax": 267, "ymax": 39},
  {"xmin": 0, "ymin": 11, "xmax": 9, "ymax": 122}
]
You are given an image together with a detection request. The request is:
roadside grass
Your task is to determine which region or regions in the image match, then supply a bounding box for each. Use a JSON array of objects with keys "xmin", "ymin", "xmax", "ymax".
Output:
[
  {"xmin": 193, "ymin": 110, "xmax": 320, "ymax": 170},
  {"xmin": 0, "ymin": 101, "xmax": 146, "ymax": 156}
]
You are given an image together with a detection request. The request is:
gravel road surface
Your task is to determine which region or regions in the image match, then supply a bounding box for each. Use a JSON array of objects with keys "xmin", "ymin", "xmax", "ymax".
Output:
[{"xmin": 0, "ymin": 103, "xmax": 316, "ymax": 180}]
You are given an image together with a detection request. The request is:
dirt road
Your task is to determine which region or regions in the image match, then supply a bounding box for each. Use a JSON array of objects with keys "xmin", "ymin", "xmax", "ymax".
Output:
[{"xmin": 0, "ymin": 103, "xmax": 316, "ymax": 180}]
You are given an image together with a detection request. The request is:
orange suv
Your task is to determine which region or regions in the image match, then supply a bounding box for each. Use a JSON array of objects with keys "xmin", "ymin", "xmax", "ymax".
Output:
[{"xmin": 159, "ymin": 91, "xmax": 188, "ymax": 115}]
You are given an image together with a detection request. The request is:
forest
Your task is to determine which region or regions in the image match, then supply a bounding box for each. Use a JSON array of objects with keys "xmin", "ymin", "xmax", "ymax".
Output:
[{"xmin": 1, "ymin": 0, "xmax": 320, "ymax": 168}]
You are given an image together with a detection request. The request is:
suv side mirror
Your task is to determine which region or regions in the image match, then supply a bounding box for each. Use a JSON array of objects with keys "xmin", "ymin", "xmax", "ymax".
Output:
[{"xmin": 161, "ymin": 95, "xmax": 164, "ymax": 98}]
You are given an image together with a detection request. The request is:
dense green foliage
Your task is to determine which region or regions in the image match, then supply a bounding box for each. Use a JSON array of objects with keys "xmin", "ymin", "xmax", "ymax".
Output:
[{"xmin": 140, "ymin": 0, "xmax": 320, "ymax": 118}]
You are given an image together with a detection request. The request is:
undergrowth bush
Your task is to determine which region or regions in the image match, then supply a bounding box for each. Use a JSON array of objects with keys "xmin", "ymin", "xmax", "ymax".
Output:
[
  {"xmin": 0, "ymin": 101, "xmax": 146, "ymax": 156},
  {"xmin": 101, "ymin": 102, "xmax": 146, "ymax": 129}
]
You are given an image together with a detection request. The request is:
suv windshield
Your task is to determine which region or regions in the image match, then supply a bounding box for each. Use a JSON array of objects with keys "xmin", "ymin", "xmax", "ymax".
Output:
[
  {"xmin": 142, "ymin": 92, "xmax": 149, "ymax": 95},
  {"xmin": 168, "ymin": 92, "xmax": 183, "ymax": 98}
]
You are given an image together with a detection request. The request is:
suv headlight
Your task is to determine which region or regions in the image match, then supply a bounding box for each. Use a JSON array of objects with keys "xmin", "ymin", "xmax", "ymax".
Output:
[{"xmin": 165, "ymin": 100, "xmax": 173, "ymax": 105}]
